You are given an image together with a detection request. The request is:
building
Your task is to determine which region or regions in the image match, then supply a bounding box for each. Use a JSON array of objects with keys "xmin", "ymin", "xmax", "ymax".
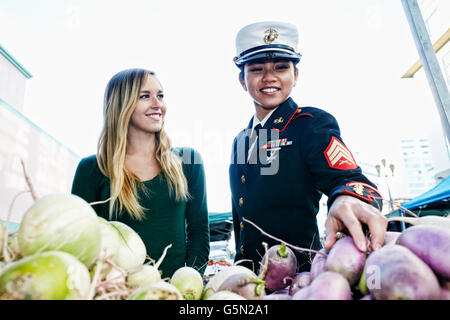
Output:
[{"xmin": 0, "ymin": 44, "xmax": 80, "ymax": 227}]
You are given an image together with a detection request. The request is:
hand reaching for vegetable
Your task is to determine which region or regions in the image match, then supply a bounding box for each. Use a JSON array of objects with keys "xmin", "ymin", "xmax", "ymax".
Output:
[{"xmin": 323, "ymin": 195, "xmax": 388, "ymax": 252}]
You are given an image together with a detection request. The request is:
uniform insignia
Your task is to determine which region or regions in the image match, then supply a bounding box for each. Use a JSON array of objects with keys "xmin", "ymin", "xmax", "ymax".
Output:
[
  {"xmin": 324, "ymin": 137, "xmax": 357, "ymax": 170},
  {"xmin": 260, "ymin": 138, "xmax": 292, "ymax": 150},
  {"xmin": 295, "ymin": 108, "xmax": 302, "ymax": 114},
  {"xmin": 264, "ymin": 28, "xmax": 278, "ymax": 44},
  {"xmin": 273, "ymin": 117, "xmax": 284, "ymax": 124},
  {"xmin": 353, "ymin": 184, "xmax": 365, "ymax": 196},
  {"xmin": 344, "ymin": 182, "xmax": 383, "ymax": 205}
]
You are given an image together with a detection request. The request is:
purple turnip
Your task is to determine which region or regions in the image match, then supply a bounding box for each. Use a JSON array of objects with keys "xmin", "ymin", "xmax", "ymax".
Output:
[
  {"xmin": 291, "ymin": 286, "xmax": 310, "ymax": 300},
  {"xmin": 288, "ymin": 272, "xmax": 311, "ymax": 296},
  {"xmin": 326, "ymin": 236, "xmax": 366, "ymax": 285},
  {"xmin": 217, "ymin": 272, "xmax": 266, "ymax": 300},
  {"xmin": 395, "ymin": 225, "xmax": 450, "ymax": 280},
  {"xmin": 262, "ymin": 293, "xmax": 292, "ymax": 300},
  {"xmin": 309, "ymin": 248, "xmax": 329, "ymax": 281},
  {"xmin": 360, "ymin": 294, "xmax": 373, "ymax": 300},
  {"xmin": 259, "ymin": 243, "xmax": 297, "ymax": 292},
  {"xmin": 364, "ymin": 244, "xmax": 441, "ymax": 300},
  {"xmin": 306, "ymin": 271, "xmax": 352, "ymax": 300},
  {"xmin": 383, "ymin": 231, "xmax": 401, "ymax": 246}
]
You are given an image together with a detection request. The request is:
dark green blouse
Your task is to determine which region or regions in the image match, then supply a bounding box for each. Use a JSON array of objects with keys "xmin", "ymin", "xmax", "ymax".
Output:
[{"xmin": 71, "ymin": 147, "xmax": 210, "ymax": 278}]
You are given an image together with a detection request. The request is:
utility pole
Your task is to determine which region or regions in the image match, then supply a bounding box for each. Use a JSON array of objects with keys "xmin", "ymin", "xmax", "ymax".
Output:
[{"xmin": 401, "ymin": 0, "xmax": 450, "ymax": 147}]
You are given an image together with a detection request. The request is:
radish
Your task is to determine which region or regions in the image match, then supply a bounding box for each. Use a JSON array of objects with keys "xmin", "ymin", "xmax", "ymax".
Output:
[
  {"xmin": 288, "ymin": 272, "xmax": 311, "ymax": 296},
  {"xmin": 127, "ymin": 280, "xmax": 183, "ymax": 300},
  {"xmin": 259, "ymin": 243, "xmax": 297, "ymax": 292},
  {"xmin": 0, "ymin": 251, "xmax": 91, "ymax": 300},
  {"xmin": 170, "ymin": 266, "xmax": 203, "ymax": 300},
  {"xmin": 364, "ymin": 244, "xmax": 441, "ymax": 300},
  {"xmin": 387, "ymin": 215, "xmax": 450, "ymax": 230},
  {"xmin": 395, "ymin": 225, "xmax": 450, "ymax": 280},
  {"xmin": 383, "ymin": 231, "xmax": 401, "ymax": 246},
  {"xmin": 202, "ymin": 265, "xmax": 256, "ymax": 300},
  {"xmin": 309, "ymin": 248, "xmax": 329, "ymax": 281},
  {"xmin": 206, "ymin": 291, "xmax": 246, "ymax": 300},
  {"xmin": 305, "ymin": 271, "xmax": 353, "ymax": 300},
  {"xmin": 17, "ymin": 194, "xmax": 102, "ymax": 268},
  {"xmin": 217, "ymin": 272, "xmax": 266, "ymax": 300},
  {"xmin": 326, "ymin": 236, "xmax": 366, "ymax": 285}
]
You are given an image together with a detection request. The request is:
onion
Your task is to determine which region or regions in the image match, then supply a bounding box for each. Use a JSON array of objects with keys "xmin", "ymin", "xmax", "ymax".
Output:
[
  {"xmin": 127, "ymin": 264, "xmax": 161, "ymax": 288},
  {"xmin": 127, "ymin": 280, "xmax": 184, "ymax": 300},
  {"xmin": 202, "ymin": 265, "xmax": 256, "ymax": 300},
  {"xmin": 0, "ymin": 250, "xmax": 91, "ymax": 300},
  {"xmin": 17, "ymin": 194, "xmax": 101, "ymax": 268},
  {"xmin": 108, "ymin": 221, "xmax": 146, "ymax": 271},
  {"xmin": 170, "ymin": 266, "xmax": 203, "ymax": 300},
  {"xmin": 207, "ymin": 291, "xmax": 247, "ymax": 300}
]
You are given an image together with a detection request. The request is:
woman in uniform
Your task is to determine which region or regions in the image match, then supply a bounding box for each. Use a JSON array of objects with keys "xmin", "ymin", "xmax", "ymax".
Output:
[{"xmin": 229, "ymin": 21, "xmax": 387, "ymax": 272}]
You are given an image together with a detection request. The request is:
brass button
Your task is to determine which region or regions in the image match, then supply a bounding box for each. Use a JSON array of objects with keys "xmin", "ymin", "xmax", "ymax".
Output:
[
  {"xmin": 241, "ymin": 175, "xmax": 246, "ymax": 184},
  {"xmin": 240, "ymin": 245, "xmax": 244, "ymax": 255},
  {"xmin": 240, "ymin": 221, "xmax": 244, "ymax": 231},
  {"xmin": 239, "ymin": 197, "xmax": 244, "ymax": 207}
]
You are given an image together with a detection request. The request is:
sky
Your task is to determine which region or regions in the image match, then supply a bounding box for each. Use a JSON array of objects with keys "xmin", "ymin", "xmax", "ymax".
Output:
[{"xmin": 0, "ymin": 0, "xmax": 448, "ymax": 215}]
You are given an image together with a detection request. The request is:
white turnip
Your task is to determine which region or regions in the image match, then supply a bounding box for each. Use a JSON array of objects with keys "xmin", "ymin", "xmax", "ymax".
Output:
[
  {"xmin": 395, "ymin": 225, "xmax": 450, "ymax": 280},
  {"xmin": 206, "ymin": 291, "xmax": 246, "ymax": 300},
  {"xmin": 364, "ymin": 244, "xmax": 441, "ymax": 300}
]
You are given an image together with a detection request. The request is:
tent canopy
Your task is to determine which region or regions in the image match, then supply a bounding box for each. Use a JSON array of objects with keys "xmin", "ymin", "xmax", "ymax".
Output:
[{"xmin": 402, "ymin": 176, "xmax": 450, "ymax": 210}]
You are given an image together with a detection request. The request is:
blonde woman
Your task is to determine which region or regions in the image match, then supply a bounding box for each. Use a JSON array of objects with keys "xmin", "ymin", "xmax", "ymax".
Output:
[{"xmin": 71, "ymin": 68, "xmax": 210, "ymax": 277}]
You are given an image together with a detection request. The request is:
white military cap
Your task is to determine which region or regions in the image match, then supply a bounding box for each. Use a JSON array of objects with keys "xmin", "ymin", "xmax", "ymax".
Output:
[{"xmin": 234, "ymin": 21, "xmax": 302, "ymax": 67}]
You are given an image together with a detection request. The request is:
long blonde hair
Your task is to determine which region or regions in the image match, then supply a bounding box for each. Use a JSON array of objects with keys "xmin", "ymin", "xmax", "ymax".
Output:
[{"xmin": 97, "ymin": 68, "xmax": 189, "ymax": 220}]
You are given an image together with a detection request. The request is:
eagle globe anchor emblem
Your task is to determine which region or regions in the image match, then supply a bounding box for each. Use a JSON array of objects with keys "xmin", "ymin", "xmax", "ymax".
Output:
[{"xmin": 264, "ymin": 28, "xmax": 278, "ymax": 44}]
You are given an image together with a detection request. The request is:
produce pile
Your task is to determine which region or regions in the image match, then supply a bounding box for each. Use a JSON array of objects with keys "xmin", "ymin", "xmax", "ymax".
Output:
[{"xmin": 1, "ymin": 189, "xmax": 449, "ymax": 299}]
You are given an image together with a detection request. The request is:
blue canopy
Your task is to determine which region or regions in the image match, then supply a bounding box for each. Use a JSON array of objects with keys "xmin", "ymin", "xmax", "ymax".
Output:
[{"xmin": 402, "ymin": 176, "xmax": 450, "ymax": 210}]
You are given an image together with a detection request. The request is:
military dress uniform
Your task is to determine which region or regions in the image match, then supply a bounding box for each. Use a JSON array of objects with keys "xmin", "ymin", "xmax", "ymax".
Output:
[{"xmin": 229, "ymin": 21, "xmax": 383, "ymax": 272}]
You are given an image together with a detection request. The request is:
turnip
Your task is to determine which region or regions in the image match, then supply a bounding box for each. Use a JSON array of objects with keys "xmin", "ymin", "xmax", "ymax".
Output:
[
  {"xmin": 0, "ymin": 250, "xmax": 91, "ymax": 300},
  {"xmin": 170, "ymin": 266, "xmax": 203, "ymax": 300},
  {"xmin": 306, "ymin": 271, "xmax": 353, "ymax": 300},
  {"xmin": 97, "ymin": 217, "xmax": 120, "ymax": 260},
  {"xmin": 217, "ymin": 272, "xmax": 266, "ymax": 300},
  {"xmin": 395, "ymin": 225, "xmax": 450, "ymax": 280},
  {"xmin": 202, "ymin": 265, "xmax": 256, "ymax": 300},
  {"xmin": 206, "ymin": 291, "xmax": 246, "ymax": 300},
  {"xmin": 360, "ymin": 294, "xmax": 373, "ymax": 300},
  {"xmin": 127, "ymin": 280, "xmax": 183, "ymax": 300},
  {"xmin": 108, "ymin": 221, "xmax": 147, "ymax": 271},
  {"xmin": 387, "ymin": 215, "xmax": 450, "ymax": 230},
  {"xmin": 383, "ymin": 231, "xmax": 401, "ymax": 246},
  {"xmin": 262, "ymin": 292, "xmax": 292, "ymax": 300},
  {"xmin": 291, "ymin": 286, "xmax": 310, "ymax": 300},
  {"xmin": 288, "ymin": 272, "xmax": 311, "ymax": 296},
  {"xmin": 309, "ymin": 248, "xmax": 329, "ymax": 281},
  {"xmin": 127, "ymin": 264, "xmax": 161, "ymax": 288},
  {"xmin": 326, "ymin": 236, "xmax": 365, "ymax": 285},
  {"xmin": 364, "ymin": 244, "xmax": 441, "ymax": 300},
  {"xmin": 259, "ymin": 243, "xmax": 297, "ymax": 292},
  {"xmin": 17, "ymin": 194, "xmax": 101, "ymax": 268}
]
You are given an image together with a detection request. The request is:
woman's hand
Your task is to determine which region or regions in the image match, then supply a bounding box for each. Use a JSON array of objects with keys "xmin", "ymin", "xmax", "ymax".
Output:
[{"xmin": 323, "ymin": 195, "xmax": 388, "ymax": 252}]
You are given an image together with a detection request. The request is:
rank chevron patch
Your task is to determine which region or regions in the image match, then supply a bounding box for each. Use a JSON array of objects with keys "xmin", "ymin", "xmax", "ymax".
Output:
[{"xmin": 324, "ymin": 137, "xmax": 357, "ymax": 170}]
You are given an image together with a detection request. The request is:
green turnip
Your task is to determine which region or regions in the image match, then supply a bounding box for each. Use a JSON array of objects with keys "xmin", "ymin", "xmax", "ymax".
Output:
[
  {"xmin": 395, "ymin": 225, "xmax": 450, "ymax": 280},
  {"xmin": 170, "ymin": 266, "xmax": 203, "ymax": 300},
  {"xmin": 364, "ymin": 244, "xmax": 441, "ymax": 300},
  {"xmin": 0, "ymin": 251, "xmax": 90, "ymax": 300},
  {"xmin": 127, "ymin": 280, "xmax": 183, "ymax": 300},
  {"xmin": 17, "ymin": 194, "xmax": 101, "ymax": 268}
]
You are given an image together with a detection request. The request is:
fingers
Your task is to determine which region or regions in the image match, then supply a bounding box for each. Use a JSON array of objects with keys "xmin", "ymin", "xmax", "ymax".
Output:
[
  {"xmin": 335, "ymin": 211, "xmax": 367, "ymax": 252},
  {"xmin": 353, "ymin": 204, "xmax": 388, "ymax": 251},
  {"xmin": 323, "ymin": 218, "xmax": 338, "ymax": 251}
]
